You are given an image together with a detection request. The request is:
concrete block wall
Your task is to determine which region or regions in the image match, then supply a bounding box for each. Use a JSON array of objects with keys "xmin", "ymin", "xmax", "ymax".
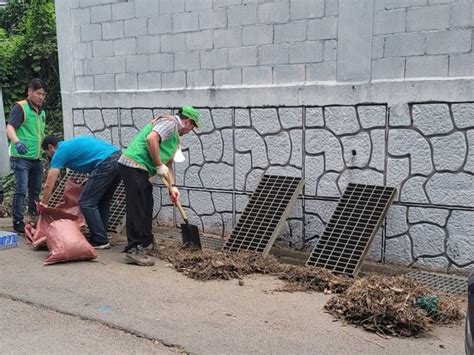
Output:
[
  {"xmin": 55, "ymin": 0, "xmax": 474, "ymax": 273},
  {"xmin": 372, "ymin": 0, "xmax": 473, "ymax": 79},
  {"xmin": 68, "ymin": 0, "xmax": 473, "ymax": 90},
  {"xmin": 0, "ymin": 88, "xmax": 10, "ymax": 175},
  {"xmin": 70, "ymin": 0, "xmax": 339, "ymax": 91}
]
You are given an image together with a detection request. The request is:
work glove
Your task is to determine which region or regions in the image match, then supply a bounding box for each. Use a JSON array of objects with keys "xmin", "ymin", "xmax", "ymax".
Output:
[
  {"xmin": 170, "ymin": 186, "xmax": 180, "ymax": 204},
  {"xmin": 15, "ymin": 141, "xmax": 28, "ymax": 155},
  {"xmin": 156, "ymin": 164, "xmax": 169, "ymax": 177}
]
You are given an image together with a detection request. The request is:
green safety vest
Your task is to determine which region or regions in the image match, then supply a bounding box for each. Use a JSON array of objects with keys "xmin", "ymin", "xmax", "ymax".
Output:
[
  {"xmin": 9, "ymin": 100, "xmax": 46, "ymax": 160},
  {"xmin": 122, "ymin": 120, "xmax": 179, "ymax": 176}
]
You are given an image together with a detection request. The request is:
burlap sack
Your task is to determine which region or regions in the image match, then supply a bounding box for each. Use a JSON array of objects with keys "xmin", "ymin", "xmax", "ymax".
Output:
[{"xmin": 44, "ymin": 219, "xmax": 97, "ymax": 265}]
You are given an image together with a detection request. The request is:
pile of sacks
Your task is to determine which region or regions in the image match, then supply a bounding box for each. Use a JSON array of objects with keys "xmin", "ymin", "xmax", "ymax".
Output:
[{"xmin": 25, "ymin": 179, "xmax": 97, "ymax": 265}]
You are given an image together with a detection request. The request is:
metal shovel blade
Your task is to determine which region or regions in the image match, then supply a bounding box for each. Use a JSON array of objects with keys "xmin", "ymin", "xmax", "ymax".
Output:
[{"xmin": 181, "ymin": 222, "xmax": 201, "ymax": 249}]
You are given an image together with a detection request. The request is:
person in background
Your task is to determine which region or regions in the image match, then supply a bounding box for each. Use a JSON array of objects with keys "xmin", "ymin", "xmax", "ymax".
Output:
[
  {"xmin": 6, "ymin": 78, "xmax": 46, "ymax": 233},
  {"xmin": 40, "ymin": 135, "xmax": 122, "ymax": 249},
  {"xmin": 118, "ymin": 105, "xmax": 201, "ymax": 266}
]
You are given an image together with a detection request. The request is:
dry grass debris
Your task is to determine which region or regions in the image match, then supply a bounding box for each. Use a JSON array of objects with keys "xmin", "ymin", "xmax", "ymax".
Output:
[
  {"xmin": 156, "ymin": 239, "xmax": 464, "ymax": 337},
  {"xmin": 277, "ymin": 266, "xmax": 352, "ymax": 293},
  {"xmin": 157, "ymin": 239, "xmax": 281, "ymax": 280},
  {"xmin": 156, "ymin": 239, "xmax": 351, "ymax": 293},
  {"xmin": 324, "ymin": 275, "xmax": 464, "ymax": 337}
]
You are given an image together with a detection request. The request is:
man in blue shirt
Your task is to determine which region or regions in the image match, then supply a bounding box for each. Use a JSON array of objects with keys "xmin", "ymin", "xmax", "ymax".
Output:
[{"xmin": 39, "ymin": 135, "xmax": 121, "ymax": 249}]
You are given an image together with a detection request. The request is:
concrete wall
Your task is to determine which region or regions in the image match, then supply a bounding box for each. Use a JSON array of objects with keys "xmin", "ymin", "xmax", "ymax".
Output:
[
  {"xmin": 0, "ymin": 88, "xmax": 10, "ymax": 175},
  {"xmin": 56, "ymin": 0, "xmax": 474, "ymax": 273}
]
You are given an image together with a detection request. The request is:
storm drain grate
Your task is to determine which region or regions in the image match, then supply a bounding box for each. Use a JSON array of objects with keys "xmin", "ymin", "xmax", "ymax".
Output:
[
  {"xmin": 49, "ymin": 171, "xmax": 87, "ymax": 207},
  {"xmin": 223, "ymin": 175, "xmax": 304, "ymax": 256},
  {"xmin": 201, "ymin": 235, "xmax": 225, "ymax": 251},
  {"xmin": 306, "ymin": 183, "xmax": 396, "ymax": 277},
  {"xmin": 155, "ymin": 233, "xmax": 225, "ymax": 251},
  {"xmin": 107, "ymin": 182, "xmax": 127, "ymax": 234},
  {"xmin": 406, "ymin": 270, "xmax": 467, "ymax": 295},
  {"xmin": 49, "ymin": 170, "xmax": 126, "ymax": 234}
]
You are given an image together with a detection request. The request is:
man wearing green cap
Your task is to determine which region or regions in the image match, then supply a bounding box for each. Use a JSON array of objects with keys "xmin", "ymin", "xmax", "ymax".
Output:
[{"xmin": 118, "ymin": 105, "xmax": 201, "ymax": 266}]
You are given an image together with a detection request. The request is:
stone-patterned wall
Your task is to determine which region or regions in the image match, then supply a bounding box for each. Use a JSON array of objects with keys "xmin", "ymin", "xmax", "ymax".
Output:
[
  {"xmin": 385, "ymin": 102, "xmax": 474, "ymax": 273},
  {"xmin": 73, "ymin": 101, "xmax": 474, "ymax": 273}
]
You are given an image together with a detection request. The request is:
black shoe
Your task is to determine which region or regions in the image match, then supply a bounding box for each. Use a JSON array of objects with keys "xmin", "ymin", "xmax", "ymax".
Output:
[
  {"xmin": 13, "ymin": 221, "xmax": 25, "ymax": 233},
  {"xmin": 90, "ymin": 241, "xmax": 111, "ymax": 250}
]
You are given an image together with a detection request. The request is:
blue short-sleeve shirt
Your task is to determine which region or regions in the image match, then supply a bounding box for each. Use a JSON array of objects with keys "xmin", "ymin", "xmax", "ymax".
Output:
[{"xmin": 50, "ymin": 136, "xmax": 120, "ymax": 173}]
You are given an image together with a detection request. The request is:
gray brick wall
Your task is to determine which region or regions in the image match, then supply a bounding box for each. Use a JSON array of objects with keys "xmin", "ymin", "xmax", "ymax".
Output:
[
  {"xmin": 70, "ymin": 0, "xmax": 473, "ymax": 90},
  {"xmin": 71, "ymin": 0, "xmax": 343, "ymax": 90},
  {"xmin": 372, "ymin": 1, "xmax": 473, "ymax": 80}
]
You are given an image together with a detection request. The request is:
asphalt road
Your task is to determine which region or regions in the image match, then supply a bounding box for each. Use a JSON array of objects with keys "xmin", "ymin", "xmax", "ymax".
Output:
[
  {"xmin": 0, "ymin": 297, "xmax": 177, "ymax": 354},
  {"xmin": 0, "ymin": 228, "xmax": 465, "ymax": 354}
]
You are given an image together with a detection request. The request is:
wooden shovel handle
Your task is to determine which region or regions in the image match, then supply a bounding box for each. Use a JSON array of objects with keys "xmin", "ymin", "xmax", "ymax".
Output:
[{"xmin": 160, "ymin": 175, "xmax": 188, "ymax": 221}]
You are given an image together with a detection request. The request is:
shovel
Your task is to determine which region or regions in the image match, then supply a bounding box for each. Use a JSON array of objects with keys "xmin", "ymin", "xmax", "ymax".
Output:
[{"xmin": 161, "ymin": 176, "xmax": 201, "ymax": 250}]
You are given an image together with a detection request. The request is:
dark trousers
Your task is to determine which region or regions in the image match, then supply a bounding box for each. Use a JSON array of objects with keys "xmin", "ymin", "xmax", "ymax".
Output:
[
  {"xmin": 79, "ymin": 152, "xmax": 121, "ymax": 245},
  {"xmin": 11, "ymin": 158, "xmax": 43, "ymax": 223},
  {"xmin": 119, "ymin": 164, "xmax": 153, "ymax": 252}
]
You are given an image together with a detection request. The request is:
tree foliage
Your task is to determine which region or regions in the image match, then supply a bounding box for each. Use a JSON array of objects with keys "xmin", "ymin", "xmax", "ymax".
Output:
[{"xmin": 0, "ymin": 0, "xmax": 62, "ymax": 135}]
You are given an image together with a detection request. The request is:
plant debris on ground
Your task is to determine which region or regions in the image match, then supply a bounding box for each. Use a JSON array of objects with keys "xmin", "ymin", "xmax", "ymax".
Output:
[
  {"xmin": 155, "ymin": 239, "xmax": 464, "ymax": 337},
  {"xmin": 325, "ymin": 275, "xmax": 464, "ymax": 337},
  {"xmin": 156, "ymin": 239, "xmax": 351, "ymax": 293}
]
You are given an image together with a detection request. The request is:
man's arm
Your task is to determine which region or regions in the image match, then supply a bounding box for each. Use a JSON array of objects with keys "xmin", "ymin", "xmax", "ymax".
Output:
[
  {"xmin": 146, "ymin": 131, "xmax": 163, "ymax": 167},
  {"xmin": 6, "ymin": 104, "xmax": 24, "ymax": 143},
  {"xmin": 166, "ymin": 160, "xmax": 175, "ymax": 185},
  {"xmin": 40, "ymin": 168, "xmax": 60, "ymax": 206},
  {"xmin": 6, "ymin": 124, "xmax": 20, "ymax": 144}
]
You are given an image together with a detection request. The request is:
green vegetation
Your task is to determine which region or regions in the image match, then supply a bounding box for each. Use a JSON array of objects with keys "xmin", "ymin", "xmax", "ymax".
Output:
[
  {"xmin": 0, "ymin": 0, "xmax": 62, "ymax": 200},
  {"xmin": 0, "ymin": 0, "xmax": 62, "ymax": 135}
]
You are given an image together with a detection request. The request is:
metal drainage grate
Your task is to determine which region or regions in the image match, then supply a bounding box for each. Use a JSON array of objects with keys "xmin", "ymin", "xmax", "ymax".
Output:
[
  {"xmin": 107, "ymin": 181, "xmax": 126, "ymax": 234},
  {"xmin": 201, "ymin": 235, "xmax": 225, "ymax": 251},
  {"xmin": 223, "ymin": 174, "xmax": 304, "ymax": 256},
  {"xmin": 306, "ymin": 183, "xmax": 396, "ymax": 277},
  {"xmin": 49, "ymin": 170, "xmax": 126, "ymax": 234},
  {"xmin": 49, "ymin": 171, "xmax": 87, "ymax": 207},
  {"xmin": 406, "ymin": 270, "xmax": 467, "ymax": 295}
]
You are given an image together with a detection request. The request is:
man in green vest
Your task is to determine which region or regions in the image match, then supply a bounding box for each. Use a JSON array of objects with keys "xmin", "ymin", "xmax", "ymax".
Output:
[
  {"xmin": 118, "ymin": 105, "xmax": 201, "ymax": 266},
  {"xmin": 6, "ymin": 78, "xmax": 46, "ymax": 233}
]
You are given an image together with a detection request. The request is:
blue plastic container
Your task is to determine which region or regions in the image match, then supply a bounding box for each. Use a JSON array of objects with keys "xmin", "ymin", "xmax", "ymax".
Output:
[{"xmin": 0, "ymin": 231, "xmax": 19, "ymax": 250}]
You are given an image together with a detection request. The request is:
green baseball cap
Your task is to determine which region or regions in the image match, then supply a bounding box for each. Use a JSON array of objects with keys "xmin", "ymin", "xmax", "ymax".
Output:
[{"xmin": 181, "ymin": 105, "xmax": 201, "ymax": 129}]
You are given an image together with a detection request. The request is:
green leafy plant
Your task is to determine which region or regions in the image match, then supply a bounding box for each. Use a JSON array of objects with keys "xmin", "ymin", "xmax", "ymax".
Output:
[
  {"xmin": 0, "ymin": 0, "xmax": 62, "ymax": 136},
  {"xmin": 0, "ymin": 0, "xmax": 62, "ymax": 197}
]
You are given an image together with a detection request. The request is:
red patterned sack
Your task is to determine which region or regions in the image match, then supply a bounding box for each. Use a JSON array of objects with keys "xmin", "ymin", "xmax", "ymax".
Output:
[
  {"xmin": 26, "ymin": 207, "xmax": 77, "ymax": 249},
  {"xmin": 55, "ymin": 178, "xmax": 86, "ymax": 227},
  {"xmin": 26, "ymin": 178, "xmax": 86, "ymax": 249},
  {"xmin": 44, "ymin": 219, "xmax": 97, "ymax": 265}
]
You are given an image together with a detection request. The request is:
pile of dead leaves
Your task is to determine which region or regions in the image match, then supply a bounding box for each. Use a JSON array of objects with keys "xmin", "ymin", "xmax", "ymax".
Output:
[
  {"xmin": 158, "ymin": 240, "xmax": 282, "ymax": 281},
  {"xmin": 156, "ymin": 240, "xmax": 464, "ymax": 337},
  {"xmin": 157, "ymin": 240, "xmax": 351, "ymax": 293},
  {"xmin": 277, "ymin": 266, "xmax": 352, "ymax": 293},
  {"xmin": 325, "ymin": 275, "xmax": 464, "ymax": 337}
]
